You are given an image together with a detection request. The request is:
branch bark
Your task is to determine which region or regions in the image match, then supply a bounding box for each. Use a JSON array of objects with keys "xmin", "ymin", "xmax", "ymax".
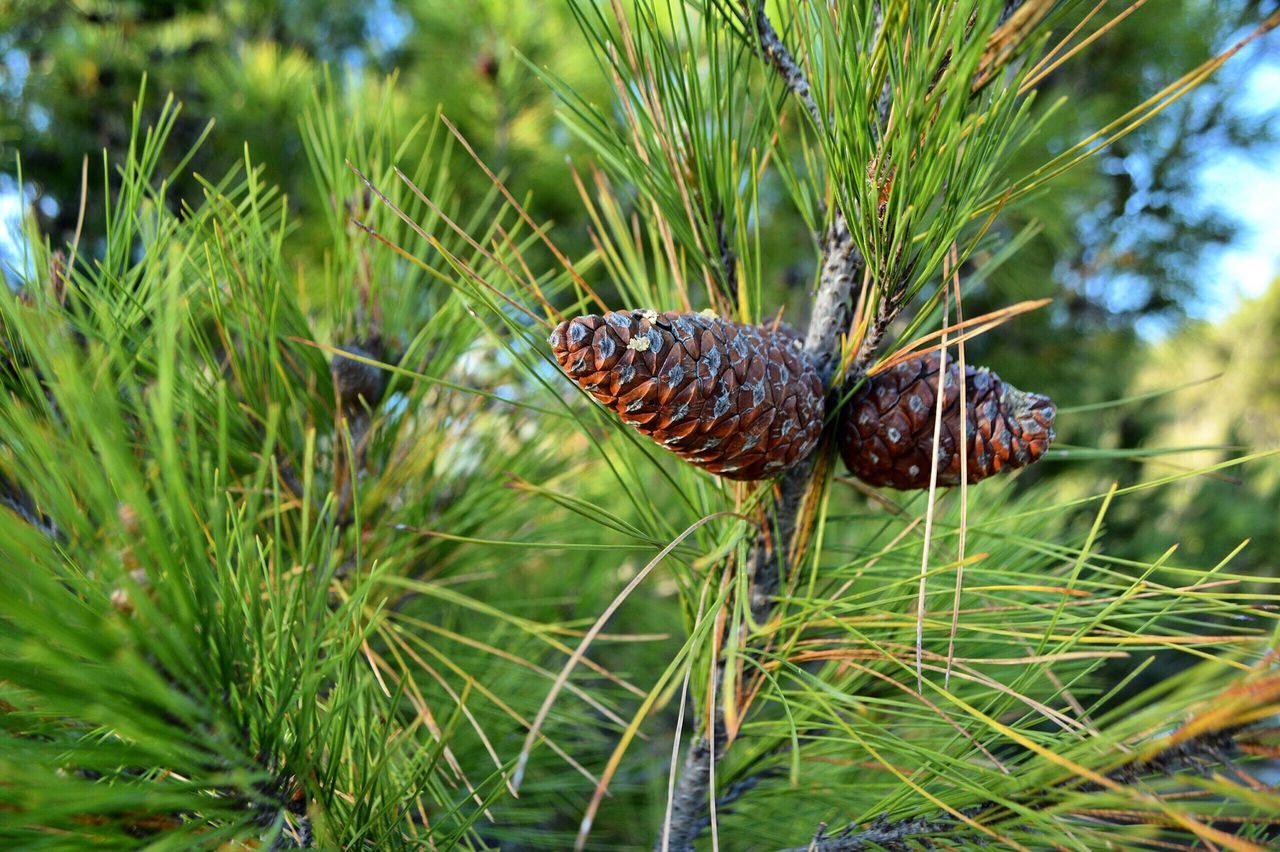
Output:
[
  {"xmin": 778, "ymin": 728, "xmax": 1249, "ymax": 851},
  {"xmin": 0, "ymin": 474, "xmax": 63, "ymax": 541},
  {"xmin": 713, "ymin": 206, "xmax": 738, "ymax": 296},
  {"xmin": 783, "ymin": 809, "xmax": 983, "ymax": 852},
  {"xmin": 747, "ymin": 1, "xmax": 823, "ymax": 127}
]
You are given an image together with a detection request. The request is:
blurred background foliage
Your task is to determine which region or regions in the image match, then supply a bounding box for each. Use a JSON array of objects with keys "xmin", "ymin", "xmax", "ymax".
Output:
[{"xmin": 2, "ymin": 0, "xmax": 1275, "ymax": 575}]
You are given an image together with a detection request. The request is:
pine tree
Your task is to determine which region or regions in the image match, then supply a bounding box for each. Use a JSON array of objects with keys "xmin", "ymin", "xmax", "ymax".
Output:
[{"xmin": 2, "ymin": 3, "xmax": 1279, "ymax": 851}]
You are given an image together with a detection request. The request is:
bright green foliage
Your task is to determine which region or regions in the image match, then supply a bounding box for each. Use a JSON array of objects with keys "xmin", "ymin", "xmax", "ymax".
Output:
[{"xmin": 0, "ymin": 83, "xmax": 628, "ymax": 848}]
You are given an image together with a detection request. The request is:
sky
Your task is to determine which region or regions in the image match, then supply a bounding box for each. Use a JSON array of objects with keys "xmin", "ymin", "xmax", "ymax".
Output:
[
  {"xmin": 1194, "ymin": 59, "xmax": 1280, "ymax": 321},
  {"xmin": 0, "ymin": 175, "xmax": 33, "ymax": 286}
]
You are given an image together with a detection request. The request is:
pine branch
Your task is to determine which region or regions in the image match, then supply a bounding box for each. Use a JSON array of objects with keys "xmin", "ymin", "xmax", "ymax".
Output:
[
  {"xmin": 267, "ymin": 814, "xmax": 314, "ymax": 850},
  {"xmin": 974, "ymin": 0, "xmax": 1053, "ymax": 91},
  {"xmin": 999, "ymin": 0, "xmax": 1029, "ymax": 26},
  {"xmin": 661, "ymin": 725, "xmax": 726, "ymax": 851},
  {"xmin": 687, "ymin": 767, "xmax": 779, "ymax": 838},
  {"xmin": 811, "ymin": 214, "xmax": 867, "ymax": 382},
  {"xmin": 738, "ymin": 0, "xmax": 870, "ymax": 383},
  {"xmin": 783, "ymin": 809, "xmax": 985, "ymax": 852},
  {"xmin": 847, "ymin": 288, "xmax": 898, "ymax": 380},
  {"xmin": 713, "ymin": 206, "xmax": 738, "ymax": 295},
  {"xmin": 0, "ymin": 474, "xmax": 62, "ymax": 541},
  {"xmin": 778, "ymin": 728, "xmax": 1257, "ymax": 851},
  {"xmin": 0, "ymin": 492, "xmax": 61, "ymax": 541},
  {"xmin": 744, "ymin": 0, "xmax": 823, "ymax": 127}
]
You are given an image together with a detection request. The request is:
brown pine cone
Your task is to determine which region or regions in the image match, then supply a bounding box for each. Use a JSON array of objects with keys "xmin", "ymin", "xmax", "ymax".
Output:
[
  {"xmin": 549, "ymin": 309, "xmax": 825, "ymax": 480},
  {"xmin": 838, "ymin": 352, "xmax": 1055, "ymax": 489},
  {"xmin": 332, "ymin": 341, "xmax": 387, "ymax": 411}
]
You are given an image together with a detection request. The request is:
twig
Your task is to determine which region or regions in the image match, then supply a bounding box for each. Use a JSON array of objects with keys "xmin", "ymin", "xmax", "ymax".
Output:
[
  {"xmin": 662, "ymin": 724, "xmax": 727, "ymax": 851},
  {"xmin": 808, "ymin": 213, "xmax": 865, "ymax": 382},
  {"xmin": 778, "ymin": 728, "xmax": 1256, "ymax": 851},
  {"xmin": 689, "ymin": 769, "xmax": 780, "ymax": 837},
  {"xmin": 744, "ymin": 1, "xmax": 823, "ymax": 127},
  {"xmin": 783, "ymin": 808, "xmax": 985, "ymax": 852},
  {"xmin": 974, "ymin": 0, "xmax": 1055, "ymax": 92},
  {"xmin": 0, "ymin": 491, "xmax": 61, "ymax": 541},
  {"xmin": 267, "ymin": 813, "xmax": 314, "ymax": 850},
  {"xmin": 0, "ymin": 472, "xmax": 63, "ymax": 542},
  {"xmin": 713, "ymin": 207, "xmax": 738, "ymax": 295},
  {"xmin": 845, "ymin": 292, "xmax": 897, "ymax": 396},
  {"xmin": 274, "ymin": 450, "xmax": 327, "ymax": 522},
  {"xmin": 999, "ymin": 0, "xmax": 1031, "ymax": 26}
]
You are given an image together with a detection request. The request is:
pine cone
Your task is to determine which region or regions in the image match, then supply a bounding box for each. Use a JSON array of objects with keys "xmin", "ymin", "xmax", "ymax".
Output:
[
  {"xmin": 332, "ymin": 342, "xmax": 387, "ymax": 411},
  {"xmin": 838, "ymin": 352, "xmax": 1055, "ymax": 489},
  {"xmin": 549, "ymin": 309, "xmax": 825, "ymax": 480}
]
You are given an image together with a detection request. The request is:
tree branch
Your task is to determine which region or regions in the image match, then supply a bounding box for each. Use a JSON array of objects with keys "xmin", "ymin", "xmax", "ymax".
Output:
[
  {"xmin": 808, "ymin": 213, "xmax": 865, "ymax": 382},
  {"xmin": 689, "ymin": 768, "xmax": 780, "ymax": 838},
  {"xmin": 713, "ymin": 206, "xmax": 738, "ymax": 295},
  {"xmin": 0, "ymin": 474, "xmax": 63, "ymax": 542},
  {"xmin": 745, "ymin": 1, "xmax": 823, "ymax": 127},
  {"xmin": 782, "ymin": 808, "xmax": 985, "ymax": 852},
  {"xmin": 846, "ymin": 287, "xmax": 898, "ymax": 381},
  {"xmin": 778, "ymin": 728, "xmax": 1253, "ymax": 851},
  {"xmin": 661, "ymin": 724, "xmax": 726, "ymax": 851},
  {"xmin": 999, "ymin": 0, "xmax": 1030, "ymax": 26}
]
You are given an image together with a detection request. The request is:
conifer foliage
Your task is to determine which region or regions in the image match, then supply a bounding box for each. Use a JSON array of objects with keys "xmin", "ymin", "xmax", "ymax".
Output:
[{"xmin": 2, "ymin": 2, "xmax": 1279, "ymax": 851}]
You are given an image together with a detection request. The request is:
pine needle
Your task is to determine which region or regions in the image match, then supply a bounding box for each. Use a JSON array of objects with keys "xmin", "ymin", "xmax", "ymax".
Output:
[
  {"xmin": 916, "ymin": 283, "xmax": 950, "ymax": 693},
  {"xmin": 513, "ymin": 512, "xmax": 746, "ymax": 793}
]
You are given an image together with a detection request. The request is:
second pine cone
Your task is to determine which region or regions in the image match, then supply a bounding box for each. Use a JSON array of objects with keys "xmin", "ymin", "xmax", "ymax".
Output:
[{"xmin": 838, "ymin": 352, "xmax": 1056, "ymax": 490}]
